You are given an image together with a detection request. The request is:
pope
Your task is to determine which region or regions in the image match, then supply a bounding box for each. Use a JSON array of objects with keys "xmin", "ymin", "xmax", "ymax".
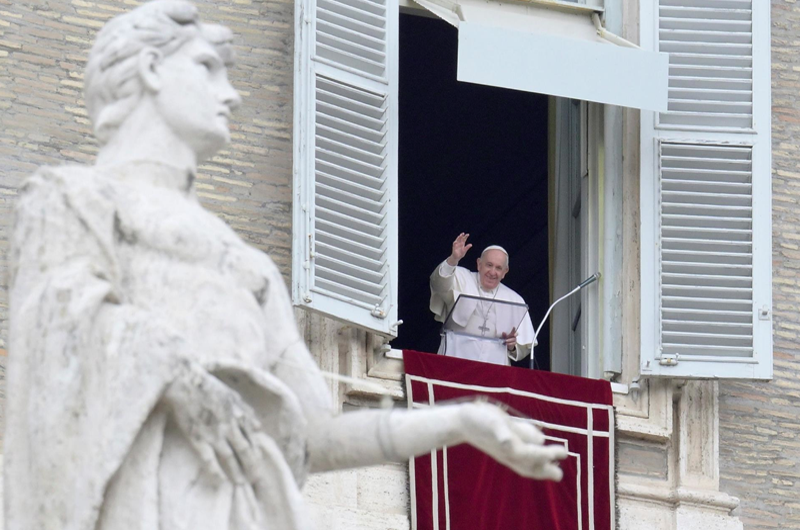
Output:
[{"xmin": 430, "ymin": 232, "xmax": 537, "ymax": 365}]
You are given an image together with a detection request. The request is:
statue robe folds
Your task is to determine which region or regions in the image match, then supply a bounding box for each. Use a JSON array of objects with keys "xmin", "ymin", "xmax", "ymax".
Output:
[{"xmin": 6, "ymin": 163, "xmax": 327, "ymax": 530}]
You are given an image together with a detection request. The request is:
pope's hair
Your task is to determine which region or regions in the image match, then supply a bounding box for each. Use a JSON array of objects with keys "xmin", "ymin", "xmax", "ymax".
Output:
[{"xmin": 84, "ymin": 0, "xmax": 235, "ymax": 145}]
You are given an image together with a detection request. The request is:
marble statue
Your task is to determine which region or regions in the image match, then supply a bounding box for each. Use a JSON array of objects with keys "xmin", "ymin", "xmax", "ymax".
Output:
[{"xmin": 4, "ymin": 1, "xmax": 567, "ymax": 529}]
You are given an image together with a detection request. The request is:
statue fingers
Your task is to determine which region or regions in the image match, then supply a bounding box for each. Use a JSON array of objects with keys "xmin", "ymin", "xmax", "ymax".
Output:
[
  {"xmin": 228, "ymin": 423, "xmax": 262, "ymax": 485},
  {"xmin": 519, "ymin": 442, "xmax": 568, "ymax": 464},
  {"xmin": 529, "ymin": 461, "xmax": 565, "ymax": 482},
  {"xmin": 214, "ymin": 429, "xmax": 248, "ymax": 485},
  {"xmin": 481, "ymin": 424, "xmax": 522, "ymax": 462},
  {"xmin": 230, "ymin": 400, "xmax": 262, "ymax": 434},
  {"xmin": 188, "ymin": 436, "xmax": 227, "ymax": 485},
  {"xmin": 545, "ymin": 443, "xmax": 569, "ymax": 462},
  {"xmin": 507, "ymin": 418, "xmax": 546, "ymax": 446},
  {"xmin": 504, "ymin": 444, "xmax": 566, "ymax": 480},
  {"xmin": 524, "ymin": 444, "xmax": 569, "ymax": 480},
  {"xmin": 463, "ymin": 402, "xmax": 526, "ymax": 455}
]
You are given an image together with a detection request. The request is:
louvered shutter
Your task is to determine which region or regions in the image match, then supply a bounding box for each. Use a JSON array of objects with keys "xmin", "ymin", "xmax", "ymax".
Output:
[
  {"xmin": 293, "ymin": 0, "xmax": 399, "ymax": 336},
  {"xmin": 640, "ymin": 0, "xmax": 772, "ymax": 378}
]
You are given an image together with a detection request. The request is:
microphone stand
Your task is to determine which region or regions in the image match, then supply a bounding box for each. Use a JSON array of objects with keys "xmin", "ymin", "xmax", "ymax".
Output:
[{"xmin": 530, "ymin": 273, "xmax": 601, "ymax": 370}]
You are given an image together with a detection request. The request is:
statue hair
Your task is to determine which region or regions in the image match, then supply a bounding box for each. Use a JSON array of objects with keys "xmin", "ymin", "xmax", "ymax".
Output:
[{"xmin": 84, "ymin": 0, "xmax": 235, "ymax": 145}]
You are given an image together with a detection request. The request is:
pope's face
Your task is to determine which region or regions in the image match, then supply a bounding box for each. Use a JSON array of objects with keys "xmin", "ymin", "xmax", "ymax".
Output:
[
  {"xmin": 155, "ymin": 37, "xmax": 241, "ymax": 160},
  {"xmin": 476, "ymin": 249, "xmax": 508, "ymax": 291}
]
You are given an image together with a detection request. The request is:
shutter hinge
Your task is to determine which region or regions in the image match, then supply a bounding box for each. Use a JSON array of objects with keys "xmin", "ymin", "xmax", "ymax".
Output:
[
  {"xmin": 758, "ymin": 306, "xmax": 771, "ymax": 321},
  {"xmin": 659, "ymin": 353, "xmax": 679, "ymax": 366}
]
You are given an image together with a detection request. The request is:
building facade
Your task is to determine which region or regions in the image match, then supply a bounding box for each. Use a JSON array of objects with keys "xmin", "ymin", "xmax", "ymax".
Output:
[{"xmin": 0, "ymin": 1, "xmax": 798, "ymax": 529}]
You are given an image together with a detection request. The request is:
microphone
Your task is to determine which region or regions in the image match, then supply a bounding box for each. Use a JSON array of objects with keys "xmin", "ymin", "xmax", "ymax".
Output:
[
  {"xmin": 578, "ymin": 272, "xmax": 601, "ymax": 289},
  {"xmin": 530, "ymin": 272, "xmax": 601, "ymax": 369}
]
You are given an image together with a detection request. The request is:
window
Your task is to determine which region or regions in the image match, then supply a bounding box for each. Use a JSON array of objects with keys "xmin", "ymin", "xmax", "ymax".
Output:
[
  {"xmin": 291, "ymin": 0, "xmax": 673, "ymax": 376},
  {"xmin": 639, "ymin": 0, "xmax": 772, "ymax": 379},
  {"xmin": 392, "ymin": 12, "xmax": 553, "ymax": 369}
]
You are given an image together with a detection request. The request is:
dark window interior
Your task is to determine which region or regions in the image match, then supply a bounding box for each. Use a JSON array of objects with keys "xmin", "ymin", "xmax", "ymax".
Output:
[{"xmin": 395, "ymin": 12, "xmax": 551, "ymax": 370}]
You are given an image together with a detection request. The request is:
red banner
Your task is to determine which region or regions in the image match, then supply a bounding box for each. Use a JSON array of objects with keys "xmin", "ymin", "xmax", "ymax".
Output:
[{"xmin": 404, "ymin": 350, "xmax": 614, "ymax": 530}]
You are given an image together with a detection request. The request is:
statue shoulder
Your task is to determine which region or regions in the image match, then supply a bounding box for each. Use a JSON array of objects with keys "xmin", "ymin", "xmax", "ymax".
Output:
[
  {"xmin": 20, "ymin": 164, "xmax": 109, "ymax": 200},
  {"xmin": 21, "ymin": 164, "xmax": 120, "ymax": 204},
  {"xmin": 16, "ymin": 165, "xmax": 121, "ymax": 249}
]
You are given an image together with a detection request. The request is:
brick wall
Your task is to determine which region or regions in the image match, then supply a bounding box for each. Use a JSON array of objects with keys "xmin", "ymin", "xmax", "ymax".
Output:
[
  {"xmin": 717, "ymin": 2, "xmax": 800, "ymax": 529},
  {"xmin": 0, "ymin": 0, "xmax": 295, "ymax": 449}
]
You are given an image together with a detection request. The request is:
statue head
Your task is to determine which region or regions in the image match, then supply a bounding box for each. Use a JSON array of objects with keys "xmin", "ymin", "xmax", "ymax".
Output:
[{"xmin": 85, "ymin": 0, "xmax": 241, "ymax": 159}]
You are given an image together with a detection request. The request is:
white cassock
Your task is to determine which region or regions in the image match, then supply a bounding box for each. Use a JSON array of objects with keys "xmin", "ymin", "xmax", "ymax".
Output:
[{"xmin": 429, "ymin": 261, "xmax": 536, "ymax": 366}]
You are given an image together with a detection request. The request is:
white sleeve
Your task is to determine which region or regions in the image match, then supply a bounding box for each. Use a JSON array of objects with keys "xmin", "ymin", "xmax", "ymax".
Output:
[
  {"xmin": 507, "ymin": 341, "xmax": 534, "ymax": 362},
  {"xmin": 438, "ymin": 261, "xmax": 456, "ymax": 277},
  {"xmin": 430, "ymin": 260, "xmax": 457, "ymax": 294}
]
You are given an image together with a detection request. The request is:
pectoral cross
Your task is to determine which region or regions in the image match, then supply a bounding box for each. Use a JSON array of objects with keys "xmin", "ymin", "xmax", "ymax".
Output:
[{"xmin": 478, "ymin": 323, "xmax": 490, "ymax": 336}]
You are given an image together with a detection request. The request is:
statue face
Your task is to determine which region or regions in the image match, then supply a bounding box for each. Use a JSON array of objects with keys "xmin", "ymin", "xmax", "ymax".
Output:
[{"xmin": 154, "ymin": 36, "xmax": 241, "ymax": 160}]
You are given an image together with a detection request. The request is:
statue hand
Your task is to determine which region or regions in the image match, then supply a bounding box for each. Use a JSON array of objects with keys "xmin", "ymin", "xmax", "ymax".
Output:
[
  {"xmin": 459, "ymin": 401, "xmax": 567, "ymax": 481},
  {"xmin": 163, "ymin": 364, "xmax": 263, "ymax": 485},
  {"xmin": 447, "ymin": 232, "xmax": 473, "ymax": 266}
]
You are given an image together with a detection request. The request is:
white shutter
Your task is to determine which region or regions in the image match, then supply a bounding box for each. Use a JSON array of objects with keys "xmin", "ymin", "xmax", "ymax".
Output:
[
  {"xmin": 293, "ymin": 0, "xmax": 399, "ymax": 336},
  {"xmin": 640, "ymin": 0, "xmax": 771, "ymax": 378},
  {"xmin": 658, "ymin": 0, "xmax": 755, "ymax": 129}
]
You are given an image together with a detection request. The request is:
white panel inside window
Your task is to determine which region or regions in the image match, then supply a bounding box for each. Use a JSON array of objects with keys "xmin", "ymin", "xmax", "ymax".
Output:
[
  {"xmin": 409, "ymin": 0, "xmax": 670, "ymax": 111},
  {"xmin": 456, "ymin": 22, "xmax": 669, "ymax": 111}
]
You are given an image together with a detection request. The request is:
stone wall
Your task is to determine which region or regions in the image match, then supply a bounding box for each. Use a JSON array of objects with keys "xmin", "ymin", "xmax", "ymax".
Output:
[{"xmin": 717, "ymin": 2, "xmax": 800, "ymax": 529}]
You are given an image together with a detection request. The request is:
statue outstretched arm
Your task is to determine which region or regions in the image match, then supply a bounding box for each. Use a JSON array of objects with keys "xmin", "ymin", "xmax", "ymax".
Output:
[
  {"xmin": 306, "ymin": 402, "xmax": 567, "ymax": 481},
  {"xmin": 267, "ymin": 295, "xmax": 566, "ymax": 483}
]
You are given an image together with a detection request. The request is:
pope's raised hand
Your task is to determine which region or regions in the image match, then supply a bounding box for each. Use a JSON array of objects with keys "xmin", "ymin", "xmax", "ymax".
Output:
[{"xmin": 447, "ymin": 232, "xmax": 473, "ymax": 266}]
